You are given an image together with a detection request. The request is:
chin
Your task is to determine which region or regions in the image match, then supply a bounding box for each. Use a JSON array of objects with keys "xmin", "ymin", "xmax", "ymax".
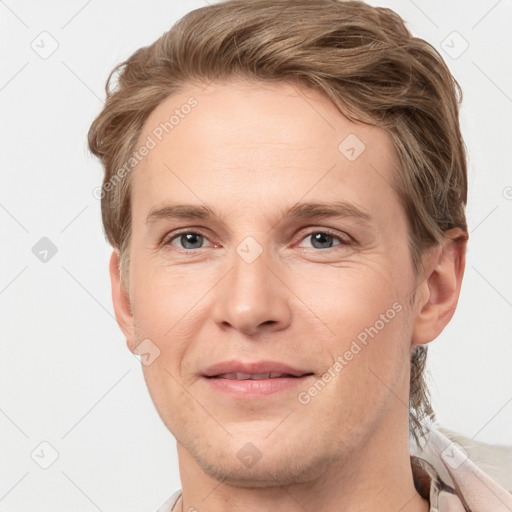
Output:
[
  {"xmin": 196, "ymin": 454, "xmax": 323, "ymax": 487},
  {"xmin": 184, "ymin": 433, "xmax": 342, "ymax": 488}
]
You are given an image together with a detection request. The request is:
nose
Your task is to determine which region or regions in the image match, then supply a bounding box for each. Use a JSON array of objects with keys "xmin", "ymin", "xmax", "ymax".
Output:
[{"xmin": 211, "ymin": 239, "xmax": 292, "ymax": 337}]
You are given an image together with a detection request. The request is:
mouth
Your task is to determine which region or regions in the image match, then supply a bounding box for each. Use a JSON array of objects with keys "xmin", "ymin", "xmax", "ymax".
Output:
[
  {"xmin": 201, "ymin": 362, "xmax": 315, "ymax": 397},
  {"xmin": 208, "ymin": 372, "xmax": 310, "ymax": 380}
]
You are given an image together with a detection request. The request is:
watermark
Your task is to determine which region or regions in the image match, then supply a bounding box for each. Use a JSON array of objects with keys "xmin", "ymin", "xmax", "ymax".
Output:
[
  {"xmin": 133, "ymin": 338, "xmax": 161, "ymax": 366},
  {"xmin": 440, "ymin": 31, "xmax": 469, "ymax": 60},
  {"xmin": 297, "ymin": 301, "xmax": 403, "ymax": 405},
  {"xmin": 236, "ymin": 236, "xmax": 264, "ymax": 264},
  {"xmin": 31, "ymin": 31, "xmax": 59, "ymax": 60},
  {"xmin": 338, "ymin": 133, "xmax": 366, "ymax": 161},
  {"xmin": 32, "ymin": 236, "xmax": 58, "ymax": 263},
  {"xmin": 236, "ymin": 442, "xmax": 263, "ymax": 468},
  {"xmin": 441, "ymin": 440, "xmax": 469, "ymax": 469},
  {"xmin": 93, "ymin": 96, "xmax": 198, "ymax": 200},
  {"xmin": 31, "ymin": 441, "xmax": 59, "ymax": 469}
]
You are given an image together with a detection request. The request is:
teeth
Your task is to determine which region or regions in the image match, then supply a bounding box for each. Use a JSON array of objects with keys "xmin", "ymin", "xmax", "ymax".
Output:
[
  {"xmin": 217, "ymin": 372, "xmax": 292, "ymax": 380},
  {"xmin": 250, "ymin": 372, "xmax": 270, "ymax": 380}
]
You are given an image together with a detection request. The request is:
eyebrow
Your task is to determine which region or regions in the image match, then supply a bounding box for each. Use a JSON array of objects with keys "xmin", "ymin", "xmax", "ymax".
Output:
[{"xmin": 145, "ymin": 201, "xmax": 373, "ymax": 226}]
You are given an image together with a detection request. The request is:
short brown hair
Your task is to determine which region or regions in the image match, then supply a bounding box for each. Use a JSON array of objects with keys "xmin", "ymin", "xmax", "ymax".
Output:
[{"xmin": 88, "ymin": 0, "xmax": 468, "ymax": 441}]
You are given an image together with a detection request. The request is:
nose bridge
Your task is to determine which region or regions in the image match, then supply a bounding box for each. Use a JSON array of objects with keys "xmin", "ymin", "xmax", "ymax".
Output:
[{"xmin": 211, "ymin": 234, "xmax": 291, "ymax": 335}]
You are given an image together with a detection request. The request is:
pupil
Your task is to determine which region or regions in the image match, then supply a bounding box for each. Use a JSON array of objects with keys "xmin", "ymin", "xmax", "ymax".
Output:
[
  {"xmin": 182, "ymin": 233, "xmax": 203, "ymax": 249},
  {"xmin": 312, "ymin": 232, "xmax": 333, "ymax": 249}
]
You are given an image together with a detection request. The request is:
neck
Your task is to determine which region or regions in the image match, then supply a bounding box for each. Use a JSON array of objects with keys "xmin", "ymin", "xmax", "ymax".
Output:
[{"xmin": 175, "ymin": 410, "xmax": 429, "ymax": 512}]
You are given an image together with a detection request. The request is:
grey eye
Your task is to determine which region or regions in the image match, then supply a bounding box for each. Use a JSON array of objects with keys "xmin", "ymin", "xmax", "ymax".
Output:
[
  {"xmin": 174, "ymin": 233, "xmax": 205, "ymax": 249},
  {"xmin": 303, "ymin": 232, "xmax": 342, "ymax": 249}
]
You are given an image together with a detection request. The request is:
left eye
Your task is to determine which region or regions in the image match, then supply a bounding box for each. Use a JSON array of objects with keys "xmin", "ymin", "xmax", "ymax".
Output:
[{"xmin": 298, "ymin": 231, "xmax": 350, "ymax": 250}]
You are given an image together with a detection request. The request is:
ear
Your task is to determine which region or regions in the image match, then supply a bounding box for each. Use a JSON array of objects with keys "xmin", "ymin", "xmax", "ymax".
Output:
[
  {"xmin": 411, "ymin": 228, "xmax": 468, "ymax": 346},
  {"xmin": 109, "ymin": 250, "xmax": 137, "ymax": 353}
]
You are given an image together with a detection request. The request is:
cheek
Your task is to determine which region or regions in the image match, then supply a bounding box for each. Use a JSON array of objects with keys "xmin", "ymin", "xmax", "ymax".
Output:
[
  {"xmin": 295, "ymin": 262, "xmax": 412, "ymax": 390},
  {"xmin": 129, "ymin": 261, "xmax": 214, "ymax": 395},
  {"xmin": 295, "ymin": 260, "xmax": 408, "ymax": 333},
  {"xmin": 309, "ymin": 297, "xmax": 411, "ymax": 428},
  {"xmin": 130, "ymin": 258, "xmax": 203, "ymax": 335},
  {"xmin": 140, "ymin": 360, "xmax": 194, "ymax": 439}
]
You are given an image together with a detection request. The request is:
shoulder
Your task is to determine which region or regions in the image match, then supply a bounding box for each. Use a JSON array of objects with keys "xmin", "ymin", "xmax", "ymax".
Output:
[
  {"xmin": 153, "ymin": 490, "xmax": 182, "ymax": 512},
  {"xmin": 437, "ymin": 426, "xmax": 512, "ymax": 492},
  {"xmin": 411, "ymin": 423, "xmax": 512, "ymax": 511}
]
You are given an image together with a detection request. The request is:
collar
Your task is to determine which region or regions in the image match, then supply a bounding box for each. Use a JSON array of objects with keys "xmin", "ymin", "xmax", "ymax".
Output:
[{"xmin": 411, "ymin": 455, "xmax": 464, "ymax": 511}]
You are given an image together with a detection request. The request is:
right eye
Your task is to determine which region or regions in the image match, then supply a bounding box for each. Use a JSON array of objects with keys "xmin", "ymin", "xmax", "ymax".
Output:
[{"xmin": 163, "ymin": 231, "xmax": 217, "ymax": 251}]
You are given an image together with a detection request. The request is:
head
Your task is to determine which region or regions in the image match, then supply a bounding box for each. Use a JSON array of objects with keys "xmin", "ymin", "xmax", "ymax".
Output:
[{"xmin": 88, "ymin": 0, "xmax": 468, "ymax": 483}]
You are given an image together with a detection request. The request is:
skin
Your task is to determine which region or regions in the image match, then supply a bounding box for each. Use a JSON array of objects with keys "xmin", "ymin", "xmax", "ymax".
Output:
[{"xmin": 110, "ymin": 79, "xmax": 467, "ymax": 511}]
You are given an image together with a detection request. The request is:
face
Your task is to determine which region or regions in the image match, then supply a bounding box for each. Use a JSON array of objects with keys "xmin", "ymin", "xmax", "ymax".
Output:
[{"xmin": 123, "ymin": 79, "xmax": 421, "ymax": 485}]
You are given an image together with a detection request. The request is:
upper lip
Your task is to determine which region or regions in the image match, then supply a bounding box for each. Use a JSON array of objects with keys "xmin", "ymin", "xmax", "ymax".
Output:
[{"xmin": 201, "ymin": 360, "xmax": 314, "ymax": 378}]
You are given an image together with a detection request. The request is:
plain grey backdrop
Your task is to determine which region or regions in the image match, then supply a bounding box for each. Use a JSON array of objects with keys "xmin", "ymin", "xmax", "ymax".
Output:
[{"xmin": 1, "ymin": 0, "xmax": 511, "ymax": 511}]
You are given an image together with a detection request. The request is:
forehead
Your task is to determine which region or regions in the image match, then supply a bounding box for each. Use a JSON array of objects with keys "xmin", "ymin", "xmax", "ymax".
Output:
[{"xmin": 130, "ymin": 79, "xmax": 402, "ymax": 227}]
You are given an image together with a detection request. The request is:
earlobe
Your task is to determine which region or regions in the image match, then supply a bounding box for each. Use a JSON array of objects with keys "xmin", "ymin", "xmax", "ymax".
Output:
[
  {"xmin": 109, "ymin": 250, "xmax": 136, "ymax": 352},
  {"xmin": 411, "ymin": 228, "xmax": 468, "ymax": 346}
]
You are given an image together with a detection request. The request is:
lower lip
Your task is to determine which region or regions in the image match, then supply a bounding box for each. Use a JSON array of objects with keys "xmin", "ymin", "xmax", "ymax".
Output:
[{"xmin": 202, "ymin": 375, "xmax": 314, "ymax": 397}]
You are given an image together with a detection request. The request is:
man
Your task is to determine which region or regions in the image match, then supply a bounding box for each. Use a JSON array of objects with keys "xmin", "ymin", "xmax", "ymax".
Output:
[{"xmin": 88, "ymin": 0, "xmax": 512, "ymax": 510}]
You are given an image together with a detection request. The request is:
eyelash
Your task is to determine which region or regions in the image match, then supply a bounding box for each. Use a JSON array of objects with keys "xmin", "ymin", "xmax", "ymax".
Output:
[{"xmin": 161, "ymin": 228, "xmax": 353, "ymax": 251}]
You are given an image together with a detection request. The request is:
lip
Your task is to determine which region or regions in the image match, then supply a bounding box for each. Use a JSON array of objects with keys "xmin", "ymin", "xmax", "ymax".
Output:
[
  {"xmin": 201, "ymin": 360, "xmax": 315, "ymax": 398},
  {"xmin": 203, "ymin": 374, "xmax": 315, "ymax": 397},
  {"xmin": 201, "ymin": 360, "xmax": 313, "ymax": 378}
]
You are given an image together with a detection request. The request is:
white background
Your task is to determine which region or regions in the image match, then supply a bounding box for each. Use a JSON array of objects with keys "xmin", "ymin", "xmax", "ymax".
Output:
[{"xmin": 1, "ymin": 1, "xmax": 511, "ymax": 511}]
